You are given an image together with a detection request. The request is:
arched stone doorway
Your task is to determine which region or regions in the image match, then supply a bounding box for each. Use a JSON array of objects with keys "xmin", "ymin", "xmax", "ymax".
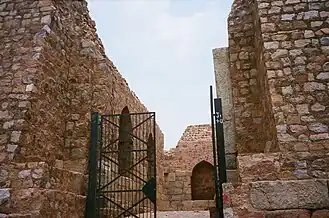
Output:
[
  {"xmin": 147, "ymin": 133, "xmax": 155, "ymax": 180},
  {"xmin": 118, "ymin": 106, "xmax": 133, "ymax": 176},
  {"xmin": 191, "ymin": 161, "xmax": 216, "ymax": 200}
]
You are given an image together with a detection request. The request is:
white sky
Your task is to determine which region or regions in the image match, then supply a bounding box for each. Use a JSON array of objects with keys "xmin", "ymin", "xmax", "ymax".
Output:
[{"xmin": 88, "ymin": 0, "xmax": 232, "ymax": 149}]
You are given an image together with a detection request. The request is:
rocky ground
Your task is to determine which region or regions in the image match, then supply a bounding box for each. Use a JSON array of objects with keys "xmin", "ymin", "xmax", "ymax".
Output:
[
  {"xmin": 156, "ymin": 211, "xmax": 210, "ymax": 218},
  {"xmin": 129, "ymin": 211, "xmax": 210, "ymax": 218}
]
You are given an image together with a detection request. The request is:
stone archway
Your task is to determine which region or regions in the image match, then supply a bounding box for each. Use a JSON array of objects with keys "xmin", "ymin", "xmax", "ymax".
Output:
[
  {"xmin": 147, "ymin": 133, "xmax": 155, "ymax": 180},
  {"xmin": 191, "ymin": 161, "xmax": 216, "ymax": 200}
]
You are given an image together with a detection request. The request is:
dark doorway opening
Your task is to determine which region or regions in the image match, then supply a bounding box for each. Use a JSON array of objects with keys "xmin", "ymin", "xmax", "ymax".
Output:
[{"xmin": 191, "ymin": 161, "xmax": 216, "ymax": 200}]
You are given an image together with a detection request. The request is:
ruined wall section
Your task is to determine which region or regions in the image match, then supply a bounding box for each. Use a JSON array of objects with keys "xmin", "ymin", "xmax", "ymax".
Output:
[
  {"xmin": 223, "ymin": 0, "xmax": 329, "ymax": 217},
  {"xmin": 161, "ymin": 124, "xmax": 215, "ymax": 211},
  {"xmin": 228, "ymin": 0, "xmax": 271, "ymax": 153},
  {"xmin": 255, "ymin": 0, "xmax": 329, "ymax": 150},
  {"xmin": 19, "ymin": 0, "xmax": 164, "ymax": 172},
  {"xmin": 0, "ymin": 0, "xmax": 164, "ymax": 216},
  {"xmin": 0, "ymin": 1, "xmax": 87, "ymax": 216},
  {"xmin": 163, "ymin": 124, "xmax": 213, "ymax": 172},
  {"xmin": 0, "ymin": 1, "xmax": 46, "ymax": 166}
]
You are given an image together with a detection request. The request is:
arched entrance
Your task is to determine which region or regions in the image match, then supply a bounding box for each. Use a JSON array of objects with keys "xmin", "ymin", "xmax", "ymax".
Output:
[
  {"xmin": 118, "ymin": 106, "xmax": 133, "ymax": 176},
  {"xmin": 191, "ymin": 161, "xmax": 216, "ymax": 200},
  {"xmin": 147, "ymin": 133, "xmax": 155, "ymax": 180}
]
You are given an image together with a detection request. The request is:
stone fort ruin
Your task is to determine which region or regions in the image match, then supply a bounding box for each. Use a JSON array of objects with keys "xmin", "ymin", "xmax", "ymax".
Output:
[{"xmin": 1, "ymin": 0, "xmax": 329, "ymax": 217}]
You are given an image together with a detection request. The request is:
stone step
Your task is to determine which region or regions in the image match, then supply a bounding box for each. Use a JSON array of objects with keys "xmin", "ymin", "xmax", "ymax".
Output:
[
  {"xmin": 1, "ymin": 162, "xmax": 86, "ymax": 195},
  {"xmin": 163, "ymin": 200, "xmax": 215, "ymax": 211},
  {"xmin": 249, "ymin": 179, "xmax": 329, "ymax": 211},
  {"xmin": 0, "ymin": 188, "xmax": 85, "ymax": 217},
  {"xmin": 182, "ymin": 200, "xmax": 216, "ymax": 211}
]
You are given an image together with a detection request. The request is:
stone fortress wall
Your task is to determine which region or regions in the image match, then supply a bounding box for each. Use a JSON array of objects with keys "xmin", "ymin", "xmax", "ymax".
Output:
[
  {"xmin": 218, "ymin": 0, "xmax": 329, "ymax": 217},
  {"xmin": 1, "ymin": 0, "xmax": 329, "ymax": 217},
  {"xmin": 161, "ymin": 125, "xmax": 216, "ymax": 211},
  {"xmin": 0, "ymin": 0, "xmax": 164, "ymax": 217}
]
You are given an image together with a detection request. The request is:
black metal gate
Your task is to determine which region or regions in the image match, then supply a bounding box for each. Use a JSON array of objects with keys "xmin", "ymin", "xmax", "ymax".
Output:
[
  {"xmin": 209, "ymin": 86, "xmax": 227, "ymax": 218},
  {"xmin": 85, "ymin": 111, "xmax": 157, "ymax": 218}
]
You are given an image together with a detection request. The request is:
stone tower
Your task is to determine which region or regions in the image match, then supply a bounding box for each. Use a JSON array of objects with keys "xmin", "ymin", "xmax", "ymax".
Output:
[{"xmin": 213, "ymin": 0, "xmax": 329, "ymax": 217}]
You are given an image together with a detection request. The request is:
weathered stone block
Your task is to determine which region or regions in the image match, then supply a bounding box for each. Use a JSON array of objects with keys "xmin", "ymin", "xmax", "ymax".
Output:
[
  {"xmin": 238, "ymin": 153, "xmax": 280, "ymax": 182},
  {"xmin": 233, "ymin": 207, "xmax": 265, "ymax": 218},
  {"xmin": 265, "ymin": 209, "xmax": 310, "ymax": 218},
  {"xmin": 250, "ymin": 180, "xmax": 329, "ymax": 210},
  {"xmin": 222, "ymin": 182, "xmax": 250, "ymax": 208},
  {"xmin": 0, "ymin": 188, "xmax": 85, "ymax": 216},
  {"xmin": 311, "ymin": 210, "xmax": 329, "ymax": 218}
]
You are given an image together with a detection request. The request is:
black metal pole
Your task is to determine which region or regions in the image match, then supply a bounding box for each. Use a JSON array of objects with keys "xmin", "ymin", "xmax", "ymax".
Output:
[
  {"xmin": 85, "ymin": 112, "xmax": 100, "ymax": 218},
  {"xmin": 214, "ymin": 98, "xmax": 227, "ymax": 218},
  {"xmin": 214, "ymin": 98, "xmax": 227, "ymax": 183},
  {"xmin": 153, "ymin": 112, "xmax": 157, "ymax": 218},
  {"xmin": 210, "ymin": 86, "xmax": 221, "ymax": 218}
]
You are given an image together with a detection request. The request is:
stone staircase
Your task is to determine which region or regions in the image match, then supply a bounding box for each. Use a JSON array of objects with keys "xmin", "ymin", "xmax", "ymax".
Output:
[{"xmin": 0, "ymin": 161, "xmax": 87, "ymax": 218}]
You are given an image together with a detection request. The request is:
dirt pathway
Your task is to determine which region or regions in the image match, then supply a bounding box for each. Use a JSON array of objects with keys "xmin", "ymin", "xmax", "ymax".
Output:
[{"xmin": 130, "ymin": 211, "xmax": 210, "ymax": 218}]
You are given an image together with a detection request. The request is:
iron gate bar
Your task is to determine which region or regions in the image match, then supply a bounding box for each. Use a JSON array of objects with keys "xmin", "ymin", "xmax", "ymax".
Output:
[
  {"xmin": 102, "ymin": 115, "xmax": 154, "ymax": 139},
  {"xmin": 102, "ymin": 113, "xmax": 154, "ymax": 131},
  {"xmin": 100, "ymin": 125, "xmax": 150, "ymax": 152},
  {"xmin": 102, "ymin": 149, "xmax": 149, "ymax": 154},
  {"xmin": 116, "ymin": 196, "xmax": 149, "ymax": 218},
  {"xmin": 129, "ymin": 114, "xmax": 154, "ymax": 130},
  {"xmin": 98, "ymin": 156, "xmax": 148, "ymax": 191},
  {"xmin": 102, "ymin": 137, "xmax": 120, "ymax": 151},
  {"xmin": 100, "ymin": 154, "xmax": 148, "ymax": 184},
  {"xmin": 85, "ymin": 112, "xmax": 100, "ymax": 218},
  {"xmin": 97, "ymin": 113, "xmax": 104, "ymax": 217},
  {"xmin": 213, "ymin": 97, "xmax": 227, "ymax": 218},
  {"xmin": 102, "ymin": 111, "xmax": 156, "ymax": 116},
  {"xmin": 152, "ymin": 113, "xmax": 157, "ymax": 218},
  {"xmin": 214, "ymin": 98, "xmax": 227, "ymax": 183},
  {"xmin": 101, "ymin": 195, "xmax": 140, "ymax": 218},
  {"xmin": 86, "ymin": 111, "xmax": 156, "ymax": 218},
  {"xmin": 102, "ymin": 189, "xmax": 142, "ymax": 193},
  {"xmin": 102, "ymin": 117, "xmax": 150, "ymax": 145},
  {"xmin": 100, "ymin": 180, "xmax": 152, "ymax": 217},
  {"xmin": 210, "ymin": 86, "xmax": 221, "ymax": 218}
]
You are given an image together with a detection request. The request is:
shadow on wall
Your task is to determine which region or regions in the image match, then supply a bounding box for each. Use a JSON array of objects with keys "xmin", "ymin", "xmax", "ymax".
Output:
[{"xmin": 191, "ymin": 161, "xmax": 216, "ymax": 200}]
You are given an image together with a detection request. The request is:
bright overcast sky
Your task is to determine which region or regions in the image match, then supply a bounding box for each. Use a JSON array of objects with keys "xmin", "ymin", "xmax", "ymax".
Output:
[{"xmin": 88, "ymin": 0, "xmax": 232, "ymax": 150}]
